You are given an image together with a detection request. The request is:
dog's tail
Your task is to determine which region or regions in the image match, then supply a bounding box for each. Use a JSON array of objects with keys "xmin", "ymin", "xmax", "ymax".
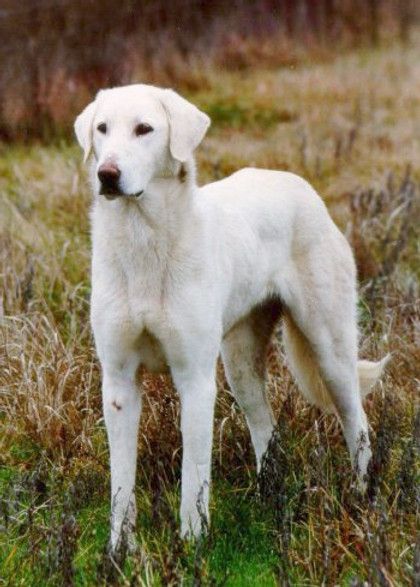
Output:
[{"xmin": 282, "ymin": 313, "xmax": 390, "ymax": 413}]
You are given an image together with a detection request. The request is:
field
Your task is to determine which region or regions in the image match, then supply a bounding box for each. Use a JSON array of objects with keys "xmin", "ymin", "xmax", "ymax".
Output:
[{"xmin": 0, "ymin": 35, "xmax": 419, "ymax": 586}]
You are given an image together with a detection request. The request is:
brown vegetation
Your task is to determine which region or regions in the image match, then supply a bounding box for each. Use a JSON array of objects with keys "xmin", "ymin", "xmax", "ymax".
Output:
[{"xmin": 0, "ymin": 0, "xmax": 418, "ymax": 140}]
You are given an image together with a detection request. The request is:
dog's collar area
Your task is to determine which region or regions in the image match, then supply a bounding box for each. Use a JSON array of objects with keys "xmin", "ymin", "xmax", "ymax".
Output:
[{"xmin": 178, "ymin": 164, "xmax": 187, "ymax": 183}]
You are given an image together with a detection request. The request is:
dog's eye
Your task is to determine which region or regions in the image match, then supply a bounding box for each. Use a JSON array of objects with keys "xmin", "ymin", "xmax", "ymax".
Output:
[
  {"xmin": 97, "ymin": 123, "xmax": 107, "ymax": 134},
  {"xmin": 135, "ymin": 123, "xmax": 153, "ymax": 136}
]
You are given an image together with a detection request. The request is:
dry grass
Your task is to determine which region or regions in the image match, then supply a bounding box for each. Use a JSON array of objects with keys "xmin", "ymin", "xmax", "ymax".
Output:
[{"xmin": 0, "ymin": 35, "xmax": 419, "ymax": 585}]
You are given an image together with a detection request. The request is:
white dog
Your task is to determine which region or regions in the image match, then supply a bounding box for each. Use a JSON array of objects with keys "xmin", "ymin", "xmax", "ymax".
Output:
[{"xmin": 75, "ymin": 84, "xmax": 387, "ymax": 552}]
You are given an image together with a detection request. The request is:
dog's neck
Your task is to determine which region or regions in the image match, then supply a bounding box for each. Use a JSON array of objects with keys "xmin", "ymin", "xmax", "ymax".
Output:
[
  {"xmin": 93, "ymin": 158, "xmax": 202, "ymax": 265},
  {"xmin": 136, "ymin": 158, "xmax": 198, "ymax": 239},
  {"xmin": 146, "ymin": 157, "xmax": 196, "ymax": 200}
]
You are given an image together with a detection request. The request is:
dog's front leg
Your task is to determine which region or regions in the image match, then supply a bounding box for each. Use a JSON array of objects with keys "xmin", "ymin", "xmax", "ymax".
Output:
[
  {"xmin": 172, "ymin": 365, "xmax": 217, "ymax": 538},
  {"xmin": 102, "ymin": 361, "xmax": 141, "ymax": 553}
]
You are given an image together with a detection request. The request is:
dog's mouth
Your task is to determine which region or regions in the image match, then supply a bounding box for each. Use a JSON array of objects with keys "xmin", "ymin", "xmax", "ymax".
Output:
[{"xmin": 100, "ymin": 189, "xmax": 144, "ymax": 201}]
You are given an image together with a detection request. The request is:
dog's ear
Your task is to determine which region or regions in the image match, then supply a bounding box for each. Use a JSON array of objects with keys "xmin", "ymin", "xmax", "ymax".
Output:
[
  {"xmin": 74, "ymin": 100, "xmax": 97, "ymax": 162},
  {"xmin": 160, "ymin": 89, "xmax": 210, "ymax": 162}
]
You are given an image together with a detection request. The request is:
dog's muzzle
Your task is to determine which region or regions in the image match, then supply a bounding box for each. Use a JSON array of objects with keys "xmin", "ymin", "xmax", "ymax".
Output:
[
  {"xmin": 97, "ymin": 163, "xmax": 143, "ymax": 199},
  {"xmin": 98, "ymin": 162, "xmax": 121, "ymax": 198}
]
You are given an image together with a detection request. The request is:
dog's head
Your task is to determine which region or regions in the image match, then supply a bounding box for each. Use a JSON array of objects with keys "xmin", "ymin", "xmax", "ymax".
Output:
[{"xmin": 74, "ymin": 84, "xmax": 210, "ymax": 200}]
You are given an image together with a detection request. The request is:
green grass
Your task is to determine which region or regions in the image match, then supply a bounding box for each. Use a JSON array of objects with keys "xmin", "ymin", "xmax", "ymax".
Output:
[
  {"xmin": 1, "ymin": 394, "xmax": 417, "ymax": 585},
  {"xmin": 0, "ymin": 459, "xmax": 279, "ymax": 586}
]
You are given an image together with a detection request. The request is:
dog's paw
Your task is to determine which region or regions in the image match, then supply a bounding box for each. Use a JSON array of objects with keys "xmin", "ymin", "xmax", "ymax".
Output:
[
  {"xmin": 108, "ymin": 527, "xmax": 138, "ymax": 562},
  {"xmin": 126, "ymin": 530, "xmax": 139, "ymax": 554}
]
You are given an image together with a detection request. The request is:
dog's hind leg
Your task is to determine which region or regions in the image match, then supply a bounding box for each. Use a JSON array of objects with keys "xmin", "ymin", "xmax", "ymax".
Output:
[
  {"xmin": 283, "ymin": 309, "xmax": 372, "ymax": 477},
  {"xmin": 282, "ymin": 247, "xmax": 374, "ymax": 481},
  {"xmin": 221, "ymin": 299, "xmax": 282, "ymax": 469}
]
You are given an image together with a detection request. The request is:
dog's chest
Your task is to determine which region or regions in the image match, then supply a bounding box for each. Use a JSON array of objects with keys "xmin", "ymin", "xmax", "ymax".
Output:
[
  {"xmin": 115, "ymin": 248, "xmax": 188, "ymax": 362},
  {"xmin": 121, "ymin": 258, "xmax": 171, "ymax": 327},
  {"xmin": 92, "ymin": 204, "xmax": 214, "ymax": 371}
]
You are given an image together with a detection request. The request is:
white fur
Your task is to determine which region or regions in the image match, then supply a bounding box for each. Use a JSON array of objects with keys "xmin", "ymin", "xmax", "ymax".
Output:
[{"xmin": 75, "ymin": 84, "xmax": 387, "ymax": 551}]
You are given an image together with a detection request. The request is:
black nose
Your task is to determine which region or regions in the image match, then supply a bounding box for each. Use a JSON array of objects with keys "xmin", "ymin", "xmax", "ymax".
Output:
[{"xmin": 98, "ymin": 162, "xmax": 121, "ymax": 190}]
